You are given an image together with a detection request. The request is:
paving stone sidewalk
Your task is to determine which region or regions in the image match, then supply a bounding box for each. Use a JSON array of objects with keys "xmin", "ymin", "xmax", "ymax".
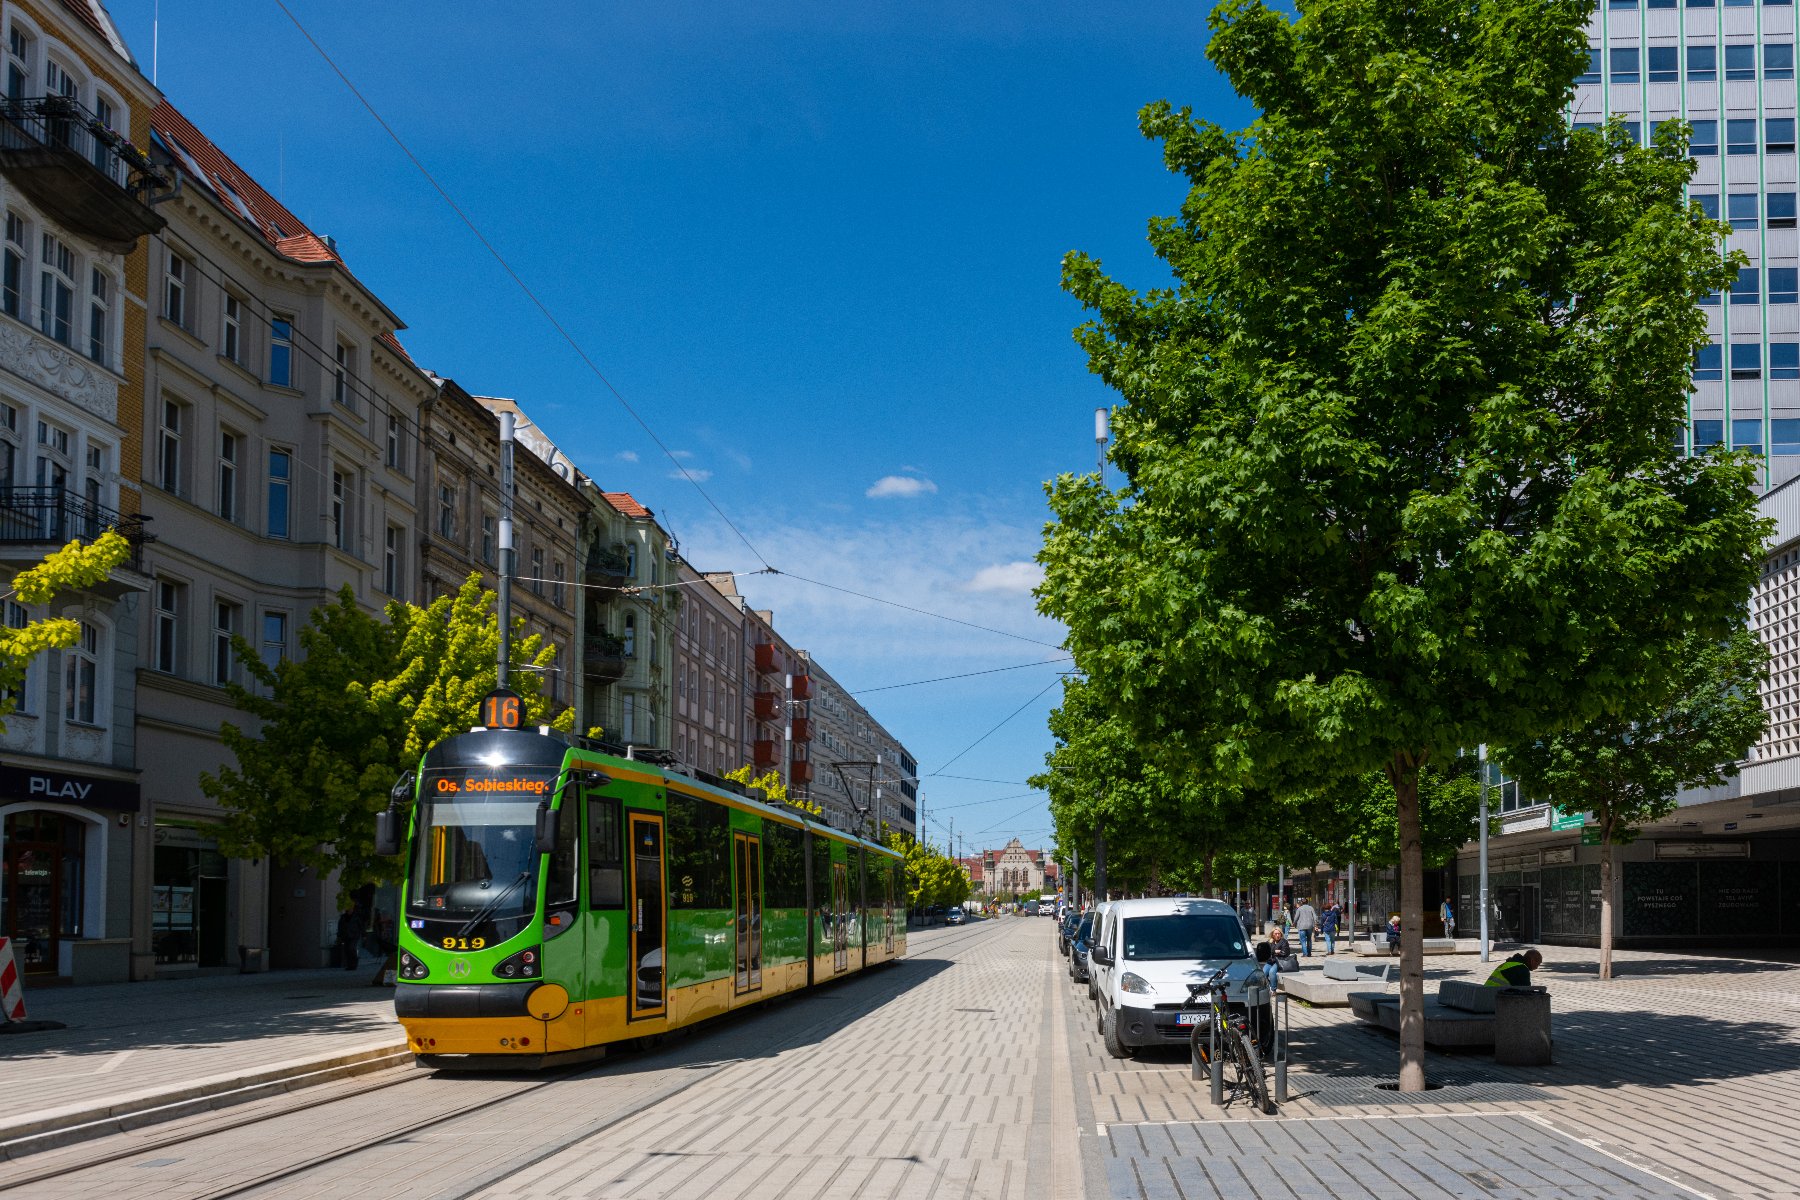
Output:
[{"xmin": 0, "ymin": 965, "xmax": 405, "ymax": 1156}]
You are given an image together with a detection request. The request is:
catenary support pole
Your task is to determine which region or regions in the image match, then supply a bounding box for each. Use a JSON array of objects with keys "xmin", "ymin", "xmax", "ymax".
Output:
[
  {"xmin": 1479, "ymin": 744, "xmax": 1491, "ymax": 964},
  {"xmin": 497, "ymin": 411, "xmax": 515, "ymax": 689}
]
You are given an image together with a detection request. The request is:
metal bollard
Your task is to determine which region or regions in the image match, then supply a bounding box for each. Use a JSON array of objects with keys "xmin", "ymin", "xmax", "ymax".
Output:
[
  {"xmin": 1208, "ymin": 1021, "xmax": 1224, "ymax": 1106},
  {"xmin": 1273, "ymin": 993, "xmax": 1289, "ymax": 1103}
]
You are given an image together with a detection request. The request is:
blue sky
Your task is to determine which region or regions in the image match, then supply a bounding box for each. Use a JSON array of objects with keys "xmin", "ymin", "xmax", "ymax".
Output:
[{"xmin": 112, "ymin": 0, "xmax": 1250, "ymax": 861}]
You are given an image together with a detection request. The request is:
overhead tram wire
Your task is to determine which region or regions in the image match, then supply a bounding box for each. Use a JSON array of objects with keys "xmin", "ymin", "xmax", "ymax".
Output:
[
  {"xmin": 270, "ymin": 0, "xmax": 769, "ymax": 571},
  {"xmin": 925, "ymin": 676, "xmax": 1064, "ymax": 779},
  {"xmin": 766, "ymin": 570, "xmax": 1065, "ymax": 650},
  {"xmin": 850, "ymin": 658, "xmax": 1072, "ymax": 696}
]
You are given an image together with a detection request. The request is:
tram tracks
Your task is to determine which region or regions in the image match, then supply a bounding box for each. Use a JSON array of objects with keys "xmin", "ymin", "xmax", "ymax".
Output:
[{"xmin": 11, "ymin": 926, "xmax": 1003, "ymax": 1199}]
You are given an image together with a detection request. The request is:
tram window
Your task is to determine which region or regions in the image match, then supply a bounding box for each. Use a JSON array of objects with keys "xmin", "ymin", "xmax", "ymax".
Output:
[
  {"xmin": 764, "ymin": 821, "xmax": 805, "ymax": 908},
  {"xmin": 588, "ymin": 796, "xmax": 624, "ymax": 906},
  {"xmin": 811, "ymin": 835, "xmax": 833, "ymax": 915},
  {"xmin": 667, "ymin": 793, "xmax": 730, "ymax": 908},
  {"xmin": 546, "ymin": 789, "xmax": 579, "ymax": 906}
]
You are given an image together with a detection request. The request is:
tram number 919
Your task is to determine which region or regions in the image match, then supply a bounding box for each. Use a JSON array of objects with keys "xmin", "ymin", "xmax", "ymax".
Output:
[{"xmin": 440, "ymin": 936, "xmax": 487, "ymax": 951}]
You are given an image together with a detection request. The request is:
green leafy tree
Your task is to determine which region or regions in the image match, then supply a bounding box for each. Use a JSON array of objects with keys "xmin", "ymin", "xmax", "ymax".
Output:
[
  {"xmin": 724, "ymin": 765, "xmax": 823, "ymax": 818},
  {"xmin": 1498, "ymin": 628, "xmax": 1767, "ymax": 980},
  {"xmin": 1038, "ymin": 0, "xmax": 1765, "ymax": 1089},
  {"xmin": 204, "ymin": 576, "xmax": 563, "ymax": 902},
  {"xmin": 0, "ymin": 532, "xmax": 132, "ymax": 728}
]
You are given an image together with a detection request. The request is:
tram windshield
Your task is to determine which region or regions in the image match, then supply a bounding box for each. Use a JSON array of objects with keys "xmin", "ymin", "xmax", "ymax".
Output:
[{"xmin": 406, "ymin": 767, "xmax": 556, "ymax": 945}]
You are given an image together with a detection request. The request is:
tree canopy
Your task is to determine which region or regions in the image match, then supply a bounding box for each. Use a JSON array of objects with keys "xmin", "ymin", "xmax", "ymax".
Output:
[
  {"xmin": 203, "ymin": 576, "xmax": 565, "ymax": 901},
  {"xmin": 1038, "ymin": 0, "xmax": 1765, "ymax": 1090}
]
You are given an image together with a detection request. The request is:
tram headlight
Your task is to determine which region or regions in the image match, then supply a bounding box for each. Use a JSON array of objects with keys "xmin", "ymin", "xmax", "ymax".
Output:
[
  {"xmin": 493, "ymin": 946, "xmax": 541, "ymax": 979},
  {"xmin": 398, "ymin": 951, "xmax": 429, "ymax": 981}
]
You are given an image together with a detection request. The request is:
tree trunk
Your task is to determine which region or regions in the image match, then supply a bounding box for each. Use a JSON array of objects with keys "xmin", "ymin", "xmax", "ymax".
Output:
[
  {"xmin": 1599, "ymin": 819, "xmax": 1615, "ymax": 982},
  {"xmin": 1094, "ymin": 829, "xmax": 1107, "ymax": 902},
  {"xmin": 1392, "ymin": 753, "xmax": 1428, "ymax": 1093}
]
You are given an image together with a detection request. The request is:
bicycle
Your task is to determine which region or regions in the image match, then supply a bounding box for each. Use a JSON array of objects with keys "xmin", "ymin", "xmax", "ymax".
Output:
[{"xmin": 1184, "ymin": 966, "xmax": 1274, "ymax": 1114}]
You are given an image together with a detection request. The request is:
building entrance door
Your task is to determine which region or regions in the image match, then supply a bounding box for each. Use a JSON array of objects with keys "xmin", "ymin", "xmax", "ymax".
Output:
[{"xmin": 2, "ymin": 810, "xmax": 84, "ymax": 974}]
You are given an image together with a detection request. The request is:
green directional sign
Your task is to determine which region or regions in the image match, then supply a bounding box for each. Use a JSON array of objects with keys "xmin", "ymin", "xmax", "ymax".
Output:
[
  {"xmin": 1551, "ymin": 808, "xmax": 1586, "ymax": 832},
  {"xmin": 1581, "ymin": 826, "xmax": 1604, "ymax": 846}
]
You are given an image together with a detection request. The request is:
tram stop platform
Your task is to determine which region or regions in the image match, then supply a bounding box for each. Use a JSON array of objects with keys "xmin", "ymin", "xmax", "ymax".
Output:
[{"xmin": 0, "ymin": 965, "xmax": 405, "ymax": 1161}]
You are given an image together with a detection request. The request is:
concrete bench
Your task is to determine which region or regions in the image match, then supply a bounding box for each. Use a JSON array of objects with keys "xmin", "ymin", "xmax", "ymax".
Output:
[
  {"xmin": 1284, "ymin": 960, "xmax": 1389, "ymax": 1007},
  {"xmin": 1353, "ymin": 936, "xmax": 1460, "ymax": 957},
  {"xmin": 1348, "ymin": 980, "xmax": 1552, "ymax": 1059}
]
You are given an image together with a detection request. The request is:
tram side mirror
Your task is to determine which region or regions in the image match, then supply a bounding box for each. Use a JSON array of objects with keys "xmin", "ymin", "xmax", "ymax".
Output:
[
  {"xmin": 375, "ymin": 809, "xmax": 402, "ymax": 857},
  {"xmin": 389, "ymin": 771, "xmax": 415, "ymax": 807},
  {"xmin": 535, "ymin": 804, "xmax": 559, "ymax": 855},
  {"xmin": 579, "ymin": 769, "xmax": 611, "ymax": 788}
]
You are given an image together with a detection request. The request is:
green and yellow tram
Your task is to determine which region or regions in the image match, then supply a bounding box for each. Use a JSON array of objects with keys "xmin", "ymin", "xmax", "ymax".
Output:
[{"xmin": 377, "ymin": 690, "xmax": 905, "ymax": 1068}]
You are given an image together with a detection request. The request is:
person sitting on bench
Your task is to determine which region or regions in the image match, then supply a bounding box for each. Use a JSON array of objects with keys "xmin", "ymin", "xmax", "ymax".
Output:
[{"xmin": 1485, "ymin": 948, "xmax": 1543, "ymax": 988}]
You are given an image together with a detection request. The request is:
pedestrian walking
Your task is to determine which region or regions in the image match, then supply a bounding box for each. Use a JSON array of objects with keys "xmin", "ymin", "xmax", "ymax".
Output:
[
  {"xmin": 1293, "ymin": 899, "xmax": 1318, "ymax": 957},
  {"xmin": 1320, "ymin": 902, "xmax": 1340, "ymax": 956},
  {"xmin": 1440, "ymin": 897, "xmax": 1455, "ymax": 941},
  {"xmin": 336, "ymin": 906, "xmax": 364, "ymax": 972}
]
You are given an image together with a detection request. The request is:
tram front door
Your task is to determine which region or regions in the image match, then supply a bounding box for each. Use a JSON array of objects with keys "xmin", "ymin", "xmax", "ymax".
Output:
[
  {"xmin": 627, "ymin": 813, "xmax": 665, "ymax": 1019},
  {"xmin": 734, "ymin": 833, "xmax": 762, "ymax": 994}
]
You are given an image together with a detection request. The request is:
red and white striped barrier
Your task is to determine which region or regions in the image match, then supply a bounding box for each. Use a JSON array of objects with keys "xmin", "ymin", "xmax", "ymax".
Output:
[{"xmin": 0, "ymin": 936, "xmax": 27, "ymax": 1022}]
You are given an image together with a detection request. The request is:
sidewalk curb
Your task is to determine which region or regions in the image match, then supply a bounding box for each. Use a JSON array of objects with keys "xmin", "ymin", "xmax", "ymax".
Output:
[{"xmin": 0, "ymin": 1041, "xmax": 412, "ymax": 1161}]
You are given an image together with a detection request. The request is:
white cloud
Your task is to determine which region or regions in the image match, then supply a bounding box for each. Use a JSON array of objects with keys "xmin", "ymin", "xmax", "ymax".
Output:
[
  {"xmin": 966, "ymin": 562, "xmax": 1044, "ymax": 594},
  {"xmin": 670, "ymin": 449, "xmax": 695, "ymax": 460},
  {"xmin": 866, "ymin": 474, "xmax": 938, "ymax": 499},
  {"xmin": 615, "ymin": 450, "xmax": 639, "ymax": 463},
  {"xmin": 670, "ymin": 468, "xmax": 713, "ymax": 482}
]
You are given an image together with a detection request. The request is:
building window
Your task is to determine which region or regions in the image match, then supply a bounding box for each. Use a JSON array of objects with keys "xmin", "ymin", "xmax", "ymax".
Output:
[
  {"xmin": 1725, "ymin": 43, "xmax": 1757, "ymax": 81},
  {"xmin": 1692, "ymin": 193, "xmax": 1719, "ymax": 221},
  {"xmin": 217, "ymin": 431, "xmax": 239, "ymax": 521},
  {"xmin": 1610, "ymin": 47, "xmax": 1639, "ymax": 84},
  {"xmin": 270, "ymin": 316, "xmax": 293, "ymax": 387},
  {"xmin": 87, "ymin": 267, "xmax": 108, "ymax": 364},
  {"xmin": 1733, "ymin": 418, "xmax": 1764, "ymax": 454},
  {"xmin": 38, "ymin": 232, "xmax": 72, "ymax": 345},
  {"xmin": 222, "ymin": 294, "xmax": 241, "ymax": 363},
  {"xmin": 624, "ymin": 614, "xmax": 636, "ymax": 658},
  {"xmin": 1769, "ymin": 44, "xmax": 1796, "ymax": 81},
  {"xmin": 437, "ymin": 481, "xmax": 456, "ymax": 539},
  {"xmin": 158, "ymin": 399, "xmax": 182, "ymax": 495},
  {"xmin": 1728, "ymin": 193, "xmax": 1758, "ymax": 231},
  {"xmin": 267, "ymin": 448, "xmax": 290, "ymax": 539},
  {"xmin": 154, "ymin": 579, "xmax": 181, "ymax": 674},
  {"xmin": 1693, "ymin": 418, "xmax": 1723, "ymax": 450},
  {"xmin": 2, "ymin": 212, "xmax": 24, "ymax": 320},
  {"xmin": 385, "ymin": 413, "xmax": 403, "ymax": 470},
  {"xmin": 260, "ymin": 611, "xmax": 287, "ymax": 667},
  {"xmin": 1731, "ymin": 342, "xmax": 1762, "ymax": 380},
  {"xmin": 1771, "ymin": 193, "xmax": 1798, "ymax": 229},
  {"xmin": 83, "ymin": 443, "xmax": 104, "ymax": 512},
  {"xmin": 213, "ymin": 600, "xmax": 241, "ymax": 686},
  {"xmin": 6, "ymin": 24, "xmax": 32, "ymax": 99},
  {"xmin": 164, "ymin": 252, "xmax": 187, "ymax": 328},
  {"xmin": 1646, "ymin": 46, "xmax": 1678, "ymax": 83},
  {"xmin": 1578, "ymin": 48, "xmax": 1601, "ymax": 85},
  {"xmin": 1727, "ymin": 119, "xmax": 1758, "ymax": 156},
  {"xmin": 1690, "ymin": 119, "xmax": 1718, "ymax": 157},
  {"xmin": 480, "ymin": 511, "xmax": 495, "ymax": 565},
  {"xmin": 1773, "ymin": 418, "xmax": 1800, "ymax": 456},
  {"xmin": 1694, "ymin": 343, "xmax": 1723, "ymax": 382},
  {"xmin": 64, "ymin": 620, "xmax": 97, "ymax": 724},
  {"xmin": 553, "ymin": 560, "xmax": 565, "ymax": 608},
  {"xmin": 1773, "ymin": 269, "xmax": 1798, "ymax": 305},
  {"xmin": 334, "ymin": 341, "xmax": 355, "ymax": 410},
  {"xmin": 1688, "ymin": 44, "xmax": 1716, "ymax": 82},
  {"xmin": 1770, "ymin": 118, "xmax": 1797, "ymax": 155},
  {"xmin": 331, "ymin": 470, "xmax": 349, "ymax": 551},
  {"xmin": 384, "ymin": 525, "xmax": 402, "ymax": 596},
  {"xmin": 1731, "ymin": 267, "xmax": 1759, "ymax": 304},
  {"xmin": 531, "ymin": 547, "xmax": 545, "ymax": 596},
  {"xmin": 1773, "ymin": 342, "xmax": 1800, "ymax": 379},
  {"xmin": 1, "ymin": 601, "xmax": 31, "ymax": 711}
]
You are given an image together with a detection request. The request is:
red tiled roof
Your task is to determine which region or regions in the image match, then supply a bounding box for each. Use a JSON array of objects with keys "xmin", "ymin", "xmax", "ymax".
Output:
[
  {"xmin": 377, "ymin": 331, "xmax": 416, "ymax": 367},
  {"xmin": 58, "ymin": 1, "xmax": 107, "ymax": 43},
  {"xmin": 151, "ymin": 100, "xmax": 340, "ymax": 266},
  {"xmin": 603, "ymin": 492, "xmax": 652, "ymax": 518}
]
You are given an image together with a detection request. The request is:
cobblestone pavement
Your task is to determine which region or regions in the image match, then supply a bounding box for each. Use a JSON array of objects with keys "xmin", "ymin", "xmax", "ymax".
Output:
[{"xmin": 1070, "ymin": 937, "xmax": 1800, "ymax": 1200}]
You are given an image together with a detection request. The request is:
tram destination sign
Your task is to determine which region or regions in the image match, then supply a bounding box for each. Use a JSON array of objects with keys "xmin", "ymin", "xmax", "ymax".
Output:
[{"xmin": 0, "ymin": 763, "xmax": 140, "ymax": 811}]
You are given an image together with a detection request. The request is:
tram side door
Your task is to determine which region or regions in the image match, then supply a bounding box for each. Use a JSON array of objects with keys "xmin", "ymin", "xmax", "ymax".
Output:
[
  {"xmin": 734, "ymin": 833, "xmax": 762, "ymax": 994},
  {"xmin": 832, "ymin": 861, "xmax": 849, "ymax": 972},
  {"xmin": 883, "ymin": 863, "xmax": 896, "ymax": 954},
  {"xmin": 627, "ymin": 813, "xmax": 666, "ymax": 1020}
]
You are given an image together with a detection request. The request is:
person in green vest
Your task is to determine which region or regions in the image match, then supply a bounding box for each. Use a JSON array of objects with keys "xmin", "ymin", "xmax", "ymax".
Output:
[{"xmin": 1484, "ymin": 949, "xmax": 1543, "ymax": 988}]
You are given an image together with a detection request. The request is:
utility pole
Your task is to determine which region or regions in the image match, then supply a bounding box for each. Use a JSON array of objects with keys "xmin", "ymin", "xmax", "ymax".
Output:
[
  {"xmin": 497, "ymin": 410, "xmax": 515, "ymax": 688},
  {"xmin": 1091, "ymin": 405, "xmax": 1111, "ymax": 904},
  {"xmin": 1479, "ymin": 744, "xmax": 1491, "ymax": 963}
]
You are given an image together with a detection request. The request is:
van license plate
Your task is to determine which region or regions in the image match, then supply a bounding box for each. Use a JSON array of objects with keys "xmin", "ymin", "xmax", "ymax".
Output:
[{"xmin": 1175, "ymin": 1012, "xmax": 1202, "ymax": 1026}]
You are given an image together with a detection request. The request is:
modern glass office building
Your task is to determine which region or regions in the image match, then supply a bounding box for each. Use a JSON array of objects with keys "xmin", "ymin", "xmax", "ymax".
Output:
[{"xmin": 1579, "ymin": 0, "xmax": 1800, "ymax": 483}]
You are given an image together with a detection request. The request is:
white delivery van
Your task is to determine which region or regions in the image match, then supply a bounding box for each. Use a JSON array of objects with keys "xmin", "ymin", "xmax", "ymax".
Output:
[{"xmin": 1088, "ymin": 897, "xmax": 1264, "ymax": 1058}]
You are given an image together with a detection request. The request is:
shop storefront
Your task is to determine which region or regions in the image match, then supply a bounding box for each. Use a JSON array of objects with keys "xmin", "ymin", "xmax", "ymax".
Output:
[{"xmin": 151, "ymin": 823, "xmax": 231, "ymax": 969}]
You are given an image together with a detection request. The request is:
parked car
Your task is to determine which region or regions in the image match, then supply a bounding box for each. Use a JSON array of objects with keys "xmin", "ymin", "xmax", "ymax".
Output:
[
  {"xmin": 1088, "ymin": 897, "xmax": 1261, "ymax": 1059},
  {"xmin": 1085, "ymin": 902, "xmax": 1112, "ymax": 1005},
  {"xmin": 1068, "ymin": 911, "xmax": 1096, "ymax": 984},
  {"xmin": 945, "ymin": 907, "xmax": 965, "ymax": 925},
  {"xmin": 1058, "ymin": 909, "xmax": 1078, "ymax": 955}
]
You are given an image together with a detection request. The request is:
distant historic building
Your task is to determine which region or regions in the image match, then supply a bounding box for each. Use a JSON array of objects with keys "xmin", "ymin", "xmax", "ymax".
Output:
[{"xmin": 979, "ymin": 839, "xmax": 1057, "ymax": 898}]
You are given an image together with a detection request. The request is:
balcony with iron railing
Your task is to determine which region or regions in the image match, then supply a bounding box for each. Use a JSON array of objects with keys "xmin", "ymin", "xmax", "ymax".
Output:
[
  {"xmin": 582, "ymin": 632, "xmax": 628, "ymax": 682},
  {"xmin": 0, "ymin": 96, "xmax": 172, "ymax": 250},
  {"xmin": 0, "ymin": 486, "xmax": 150, "ymax": 576},
  {"xmin": 583, "ymin": 544, "xmax": 632, "ymax": 594}
]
